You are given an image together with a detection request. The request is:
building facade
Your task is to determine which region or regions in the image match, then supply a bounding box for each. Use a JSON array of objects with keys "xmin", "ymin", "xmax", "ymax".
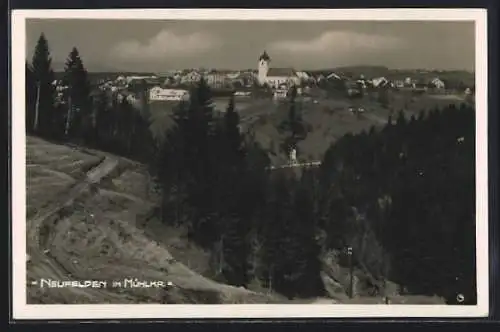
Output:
[
  {"xmin": 257, "ymin": 51, "xmax": 301, "ymax": 89},
  {"xmin": 149, "ymin": 86, "xmax": 190, "ymax": 101}
]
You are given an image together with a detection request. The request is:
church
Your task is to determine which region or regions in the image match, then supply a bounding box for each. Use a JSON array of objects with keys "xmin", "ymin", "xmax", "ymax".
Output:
[{"xmin": 257, "ymin": 51, "xmax": 301, "ymax": 89}]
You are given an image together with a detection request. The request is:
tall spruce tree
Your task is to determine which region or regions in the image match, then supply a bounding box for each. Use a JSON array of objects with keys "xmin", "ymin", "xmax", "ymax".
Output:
[
  {"xmin": 62, "ymin": 47, "xmax": 91, "ymax": 141},
  {"xmin": 185, "ymin": 78, "xmax": 219, "ymax": 246},
  {"xmin": 287, "ymin": 169, "xmax": 325, "ymax": 298},
  {"xmin": 156, "ymin": 78, "xmax": 218, "ymax": 246},
  {"xmin": 261, "ymin": 170, "xmax": 296, "ymax": 295},
  {"xmin": 217, "ymin": 96, "xmax": 251, "ymax": 286},
  {"xmin": 31, "ymin": 33, "xmax": 55, "ymax": 136}
]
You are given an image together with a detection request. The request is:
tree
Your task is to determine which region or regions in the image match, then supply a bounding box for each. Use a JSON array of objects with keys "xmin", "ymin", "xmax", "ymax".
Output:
[
  {"xmin": 155, "ymin": 78, "xmax": 219, "ymax": 246},
  {"xmin": 284, "ymin": 170, "xmax": 324, "ymax": 298},
  {"xmin": 260, "ymin": 170, "xmax": 296, "ymax": 294},
  {"xmin": 93, "ymin": 89, "xmax": 110, "ymax": 148},
  {"xmin": 62, "ymin": 47, "xmax": 91, "ymax": 141},
  {"xmin": 216, "ymin": 96, "xmax": 252, "ymax": 286},
  {"xmin": 31, "ymin": 33, "xmax": 55, "ymax": 136}
]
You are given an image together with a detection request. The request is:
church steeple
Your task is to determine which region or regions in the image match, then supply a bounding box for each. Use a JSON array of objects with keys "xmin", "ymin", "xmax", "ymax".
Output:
[{"xmin": 259, "ymin": 50, "xmax": 271, "ymax": 62}]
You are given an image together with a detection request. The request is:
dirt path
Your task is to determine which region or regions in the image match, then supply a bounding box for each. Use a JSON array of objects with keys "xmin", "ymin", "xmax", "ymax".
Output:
[
  {"xmin": 26, "ymin": 146, "xmax": 275, "ymax": 304},
  {"xmin": 27, "ymin": 156, "xmax": 118, "ymax": 251}
]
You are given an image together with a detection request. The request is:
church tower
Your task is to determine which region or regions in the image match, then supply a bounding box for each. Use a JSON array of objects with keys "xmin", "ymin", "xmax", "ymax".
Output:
[{"xmin": 258, "ymin": 51, "xmax": 271, "ymax": 86}]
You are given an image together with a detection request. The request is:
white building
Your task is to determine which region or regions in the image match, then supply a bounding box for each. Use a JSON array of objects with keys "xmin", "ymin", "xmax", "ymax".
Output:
[
  {"xmin": 257, "ymin": 51, "xmax": 301, "ymax": 89},
  {"xmin": 372, "ymin": 77, "xmax": 390, "ymax": 88},
  {"xmin": 206, "ymin": 73, "xmax": 228, "ymax": 88},
  {"xmin": 125, "ymin": 75, "xmax": 158, "ymax": 85},
  {"xmin": 326, "ymin": 72, "xmax": 342, "ymax": 80},
  {"xmin": 149, "ymin": 86, "xmax": 189, "ymax": 102},
  {"xmin": 430, "ymin": 78, "xmax": 446, "ymax": 89},
  {"xmin": 296, "ymin": 71, "xmax": 310, "ymax": 81},
  {"xmin": 181, "ymin": 70, "xmax": 202, "ymax": 84}
]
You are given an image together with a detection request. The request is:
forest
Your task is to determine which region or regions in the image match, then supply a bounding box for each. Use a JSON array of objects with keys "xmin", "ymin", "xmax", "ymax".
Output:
[{"xmin": 25, "ymin": 33, "xmax": 477, "ymax": 304}]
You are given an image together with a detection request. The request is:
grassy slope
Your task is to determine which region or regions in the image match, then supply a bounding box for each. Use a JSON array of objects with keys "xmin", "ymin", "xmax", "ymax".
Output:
[
  {"xmin": 25, "ymin": 135, "xmax": 445, "ymax": 305},
  {"xmin": 246, "ymin": 89, "xmax": 468, "ymax": 165},
  {"xmin": 26, "ymin": 136, "xmax": 276, "ymax": 304}
]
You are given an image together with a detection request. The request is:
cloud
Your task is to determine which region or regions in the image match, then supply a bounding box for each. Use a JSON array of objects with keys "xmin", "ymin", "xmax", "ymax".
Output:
[
  {"xmin": 267, "ymin": 30, "xmax": 405, "ymax": 56},
  {"xmin": 111, "ymin": 29, "xmax": 221, "ymax": 61}
]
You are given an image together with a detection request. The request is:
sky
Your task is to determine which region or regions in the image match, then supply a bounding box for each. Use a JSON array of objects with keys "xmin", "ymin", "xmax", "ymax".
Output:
[{"xmin": 25, "ymin": 19, "xmax": 475, "ymax": 72}]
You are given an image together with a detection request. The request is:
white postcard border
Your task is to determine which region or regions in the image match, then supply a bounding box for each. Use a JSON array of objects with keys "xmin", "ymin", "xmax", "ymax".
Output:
[{"xmin": 11, "ymin": 8, "xmax": 489, "ymax": 320}]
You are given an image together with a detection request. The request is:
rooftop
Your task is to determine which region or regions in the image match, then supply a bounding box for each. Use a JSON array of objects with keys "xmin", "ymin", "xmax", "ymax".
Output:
[{"xmin": 267, "ymin": 67, "xmax": 297, "ymax": 77}]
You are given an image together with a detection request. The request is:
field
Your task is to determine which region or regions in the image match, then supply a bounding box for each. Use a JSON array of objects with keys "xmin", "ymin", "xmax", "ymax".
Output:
[{"xmin": 242, "ymin": 88, "xmax": 470, "ymax": 165}]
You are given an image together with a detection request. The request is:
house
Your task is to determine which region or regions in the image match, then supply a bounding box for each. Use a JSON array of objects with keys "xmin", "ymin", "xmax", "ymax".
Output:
[
  {"xmin": 273, "ymin": 89, "xmax": 288, "ymax": 99},
  {"xmin": 149, "ymin": 86, "xmax": 189, "ymax": 102},
  {"xmin": 393, "ymin": 80, "xmax": 405, "ymax": 88},
  {"xmin": 126, "ymin": 76, "xmax": 161, "ymax": 92},
  {"xmin": 430, "ymin": 77, "xmax": 446, "ymax": 89},
  {"xmin": 126, "ymin": 75, "xmax": 158, "ymax": 84},
  {"xmin": 181, "ymin": 70, "xmax": 202, "ymax": 84},
  {"xmin": 265, "ymin": 68, "xmax": 301, "ymax": 89},
  {"xmin": 326, "ymin": 72, "xmax": 342, "ymax": 80},
  {"xmin": 296, "ymin": 71, "xmax": 311, "ymax": 83},
  {"xmin": 372, "ymin": 77, "xmax": 390, "ymax": 88},
  {"xmin": 116, "ymin": 90, "xmax": 139, "ymax": 104},
  {"xmin": 257, "ymin": 51, "xmax": 301, "ymax": 89},
  {"xmin": 356, "ymin": 79, "xmax": 368, "ymax": 89},
  {"xmin": 206, "ymin": 72, "xmax": 228, "ymax": 88}
]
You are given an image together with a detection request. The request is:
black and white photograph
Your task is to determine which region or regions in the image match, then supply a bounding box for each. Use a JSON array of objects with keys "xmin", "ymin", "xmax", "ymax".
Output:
[{"xmin": 11, "ymin": 9, "xmax": 488, "ymax": 319}]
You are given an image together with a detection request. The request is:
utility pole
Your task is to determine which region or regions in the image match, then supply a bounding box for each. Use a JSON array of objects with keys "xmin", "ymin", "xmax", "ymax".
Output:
[{"xmin": 347, "ymin": 246, "xmax": 353, "ymax": 298}]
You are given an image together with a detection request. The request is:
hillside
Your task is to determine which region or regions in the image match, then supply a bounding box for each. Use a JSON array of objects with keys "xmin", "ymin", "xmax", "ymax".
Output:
[
  {"xmin": 26, "ymin": 136, "xmax": 279, "ymax": 304},
  {"xmin": 246, "ymin": 89, "xmax": 469, "ymax": 166},
  {"xmin": 25, "ymin": 135, "xmax": 447, "ymax": 305}
]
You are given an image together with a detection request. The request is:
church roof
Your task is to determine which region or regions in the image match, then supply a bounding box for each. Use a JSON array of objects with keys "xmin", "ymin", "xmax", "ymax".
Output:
[
  {"xmin": 259, "ymin": 51, "xmax": 271, "ymax": 61},
  {"xmin": 267, "ymin": 67, "xmax": 297, "ymax": 77}
]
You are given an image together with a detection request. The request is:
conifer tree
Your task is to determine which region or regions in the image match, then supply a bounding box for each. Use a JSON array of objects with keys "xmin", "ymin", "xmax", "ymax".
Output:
[
  {"xmin": 156, "ymin": 78, "xmax": 218, "ymax": 246},
  {"xmin": 280, "ymin": 169, "xmax": 324, "ymax": 298},
  {"xmin": 93, "ymin": 89, "xmax": 110, "ymax": 147},
  {"xmin": 62, "ymin": 47, "xmax": 91, "ymax": 141},
  {"xmin": 260, "ymin": 170, "xmax": 296, "ymax": 295},
  {"xmin": 216, "ymin": 96, "xmax": 252, "ymax": 286},
  {"xmin": 31, "ymin": 33, "xmax": 55, "ymax": 136}
]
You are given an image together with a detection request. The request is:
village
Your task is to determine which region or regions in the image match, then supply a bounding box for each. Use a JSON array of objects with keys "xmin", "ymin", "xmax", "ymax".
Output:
[{"xmin": 51, "ymin": 50, "xmax": 475, "ymax": 111}]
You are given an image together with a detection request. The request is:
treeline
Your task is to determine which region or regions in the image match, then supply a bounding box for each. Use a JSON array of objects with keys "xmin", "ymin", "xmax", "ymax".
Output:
[
  {"xmin": 26, "ymin": 33, "xmax": 155, "ymax": 162},
  {"xmin": 26, "ymin": 33, "xmax": 476, "ymax": 303},
  {"xmin": 318, "ymin": 105, "xmax": 476, "ymax": 303}
]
